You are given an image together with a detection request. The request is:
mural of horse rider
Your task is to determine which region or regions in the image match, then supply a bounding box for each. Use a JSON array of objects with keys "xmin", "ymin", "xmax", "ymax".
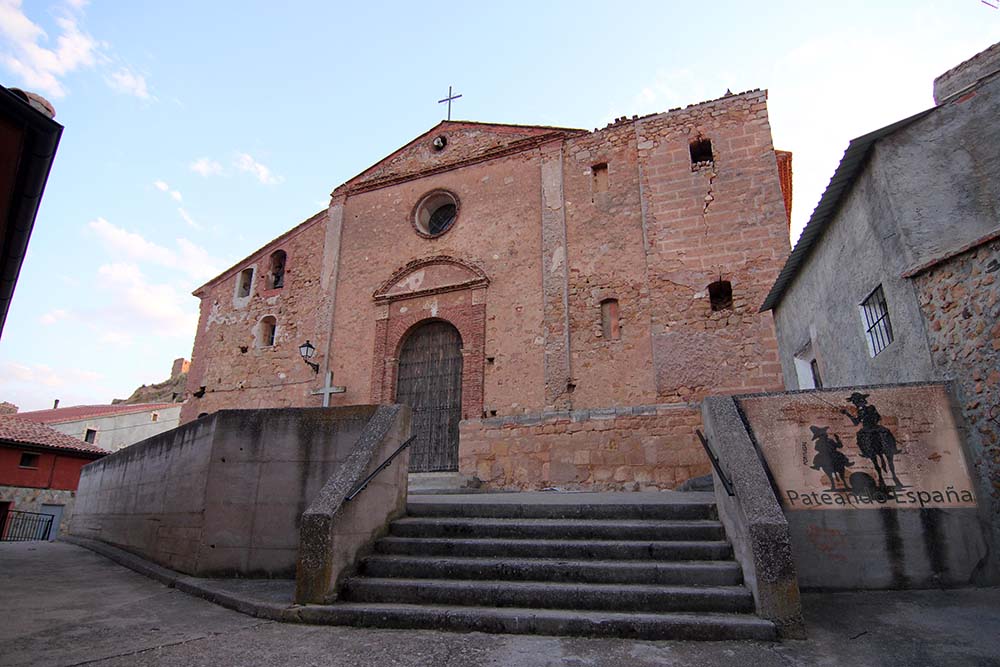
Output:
[
  {"xmin": 842, "ymin": 392, "xmax": 903, "ymax": 489},
  {"xmin": 809, "ymin": 425, "xmax": 853, "ymax": 491}
]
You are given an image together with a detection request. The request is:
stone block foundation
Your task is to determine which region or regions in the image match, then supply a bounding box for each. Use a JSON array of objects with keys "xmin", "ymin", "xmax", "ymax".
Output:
[{"xmin": 459, "ymin": 404, "xmax": 709, "ymax": 491}]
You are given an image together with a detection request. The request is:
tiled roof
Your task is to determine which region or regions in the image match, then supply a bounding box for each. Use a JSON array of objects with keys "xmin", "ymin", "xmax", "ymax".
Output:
[
  {"xmin": 0, "ymin": 417, "xmax": 108, "ymax": 456},
  {"xmin": 14, "ymin": 402, "xmax": 177, "ymax": 425}
]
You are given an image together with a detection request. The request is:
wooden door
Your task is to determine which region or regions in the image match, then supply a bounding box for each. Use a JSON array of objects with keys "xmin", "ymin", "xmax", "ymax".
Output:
[{"xmin": 395, "ymin": 321, "xmax": 463, "ymax": 472}]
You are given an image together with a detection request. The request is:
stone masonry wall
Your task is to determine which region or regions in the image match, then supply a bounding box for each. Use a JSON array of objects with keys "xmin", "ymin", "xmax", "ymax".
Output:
[
  {"xmin": 459, "ymin": 404, "xmax": 708, "ymax": 491},
  {"xmin": 914, "ymin": 238, "xmax": 1000, "ymax": 560},
  {"xmin": 182, "ymin": 212, "xmax": 328, "ymax": 423},
  {"xmin": 0, "ymin": 485, "xmax": 75, "ymax": 535},
  {"xmin": 634, "ymin": 90, "xmax": 789, "ymax": 403}
]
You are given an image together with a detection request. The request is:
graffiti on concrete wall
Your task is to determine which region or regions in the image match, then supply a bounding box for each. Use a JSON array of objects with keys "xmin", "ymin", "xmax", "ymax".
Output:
[{"xmin": 738, "ymin": 384, "xmax": 977, "ymax": 510}]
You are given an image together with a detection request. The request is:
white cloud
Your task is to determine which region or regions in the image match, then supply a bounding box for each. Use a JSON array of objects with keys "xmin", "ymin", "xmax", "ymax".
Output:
[
  {"xmin": 96, "ymin": 263, "xmax": 199, "ymax": 338},
  {"xmin": 153, "ymin": 179, "xmax": 182, "ymax": 202},
  {"xmin": 97, "ymin": 330, "xmax": 133, "ymax": 345},
  {"xmin": 39, "ymin": 308, "xmax": 70, "ymax": 325},
  {"xmin": 234, "ymin": 152, "xmax": 282, "ymax": 185},
  {"xmin": 190, "ymin": 157, "xmax": 223, "ymax": 177},
  {"xmin": 177, "ymin": 208, "xmax": 202, "ymax": 230},
  {"xmin": 106, "ymin": 66, "xmax": 149, "ymax": 100},
  {"xmin": 0, "ymin": 361, "xmax": 102, "ymax": 388},
  {"xmin": 0, "ymin": 2, "xmax": 99, "ymax": 98},
  {"xmin": 87, "ymin": 217, "xmax": 222, "ymax": 282}
]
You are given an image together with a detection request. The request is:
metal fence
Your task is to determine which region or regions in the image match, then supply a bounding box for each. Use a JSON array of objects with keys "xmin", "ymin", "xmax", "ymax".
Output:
[{"xmin": 0, "ymin": 510, "xmax": 54, "ymax": 541}]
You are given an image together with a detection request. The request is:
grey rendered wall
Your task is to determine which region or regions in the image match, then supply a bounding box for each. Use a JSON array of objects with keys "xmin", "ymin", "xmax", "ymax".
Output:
[
  {"xmin": 878, "ymin": 75, "xmax": 1000, "ymax": 269},
  {"xmin": 774, "ymin": 73, "xmax": 1000, "ymax": 391},
  {"xmin": 51, "ymin": 406, "xmax": 183, "ymax": 452},
  {"xmin": 70, "ymin": 406, "xmax": 377, "ymax": 577},
  {"xmin": 773, "ymin": 164, "xmax": 936, "ymax": 390}
]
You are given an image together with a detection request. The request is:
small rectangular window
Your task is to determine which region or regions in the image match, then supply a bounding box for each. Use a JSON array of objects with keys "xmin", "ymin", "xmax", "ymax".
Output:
[
  {"xmin": 236, "ymin": 268, "xmax": 254, "ymax": 298},
  {"xmin": 690, "ymin": 137, "xmax": 713, "ymax": 168},
  {"xmin": 860, "ymin": 285, "xmax": 894, "ymax": 357},
  {"xmin": 592, "ymin": 163, "xmax": 608, "ymax": 198},
  {"xmin": 84, "ymin": 428, "xmax": 97, "ymax": 443},
  {"xmin": 19, "ymin": 452, "xmax": 39, "ymax": 468}
]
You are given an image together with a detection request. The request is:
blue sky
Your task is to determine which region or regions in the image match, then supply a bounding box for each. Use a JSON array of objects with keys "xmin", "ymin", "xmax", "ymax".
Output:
[{"xmin": 0, "ymin": 0, "xmax": 997, "ymax": 411}]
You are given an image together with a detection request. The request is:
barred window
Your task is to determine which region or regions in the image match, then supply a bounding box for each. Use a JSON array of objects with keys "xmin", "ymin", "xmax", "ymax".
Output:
[{"xmin": 860, "ymin": 285, "xmax": 893, "ymax": 356}]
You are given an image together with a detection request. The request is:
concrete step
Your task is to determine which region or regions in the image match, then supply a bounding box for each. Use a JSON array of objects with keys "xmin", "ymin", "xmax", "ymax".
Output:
[
  {"xmin": 360, "ymin": 555, "xmax": 744, "ymax": 586},
  {"xmin": 374, "ymin": 536, "xmax": 733, "ymax": 561},
  {"xmin": 341, "ymin": 577, "xmax": 755, "ymax": 614},
  {"xmin": 299, "ymin": 603, "xmax": 777, "ymax": 641},
  {"xmin": 406, "ymin": 500, "xmax": 716, "ymax": 521},
  {"xmin": 388, "ymin": 516, "xmax": 726, "ymax": 541}
]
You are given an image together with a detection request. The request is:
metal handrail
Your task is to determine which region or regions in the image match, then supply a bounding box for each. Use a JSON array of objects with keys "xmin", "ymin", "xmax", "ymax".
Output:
[
  {"xmin": 696, "ymin": 429, "xmax": 735, "ymax": 496},
  {"xmin": 344, "ymin": 435, "xmax": 416, "ymax": 502}
]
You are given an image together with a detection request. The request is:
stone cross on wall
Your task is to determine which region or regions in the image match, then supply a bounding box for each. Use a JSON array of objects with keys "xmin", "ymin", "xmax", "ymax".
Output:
[{"xmin": 311, "ymin": 371, "xmax": 346, "ymax": 407}]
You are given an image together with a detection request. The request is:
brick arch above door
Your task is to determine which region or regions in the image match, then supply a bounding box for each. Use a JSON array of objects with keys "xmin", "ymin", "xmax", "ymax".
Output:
[{"xmin": 370, "ymin": 289, "xmax": 486, "ymax": 421}]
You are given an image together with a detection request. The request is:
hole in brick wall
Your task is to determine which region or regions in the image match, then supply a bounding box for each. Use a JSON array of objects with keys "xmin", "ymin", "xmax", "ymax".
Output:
[
  {"xmin": 259, "ymin": 316, "xmax": 277, "ymax": 347},
  {"xmin": 489, "ymin": 410, "xmax": 498, "ymax": 417},
  {"xmin": 566, "ymin": 382, "xmax": 576, "ymax": 393},
  {"xmin": 239, "ymin": 346, "xmax": 248, "ymax": 354},
  {"xmin": 592, "ymin": 163, "xmax": 608, "ymax": 200},
  {"xmin": 236, "ymin": 268, "xmax": 254, "ymax": 298},
  {"xmin": 198, "ymin": 413, "xmax": 209, "ymax": 419},
  {"xmin": 269, "ymin": 250, "xmax": 286, "ymax": 289},
  {"xmin": 708, "ymin": 280, "xmax": 733, "ymax": 311},
  {"xmin": 690, "ymin": 137, "xmax": 713, "ymax": 168},
  {"xmin": 600, "ymin": 298, "xmax": 621, "ymax": 340},
  {"xmin": 486, "ymin": 357, "xmax": 495, "ymax": 364},
  {"xmin": 194, "ymin": 386, "xmax": 206, "ymax": 398}
]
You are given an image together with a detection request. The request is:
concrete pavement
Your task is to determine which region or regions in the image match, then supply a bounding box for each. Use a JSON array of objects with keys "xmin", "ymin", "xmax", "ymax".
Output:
[{"xmin": 1, "ymin": 541, "xmax": 998, "ymax": 666}]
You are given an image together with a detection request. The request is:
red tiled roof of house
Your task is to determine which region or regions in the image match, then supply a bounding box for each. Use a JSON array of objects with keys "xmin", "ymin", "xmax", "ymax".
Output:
[
  {"xmin": 14, "ymin": 403, "xmax": 177, "ymax": 425},
  {"xmin": 0, "ymin": 416, "xmax": 108, "ymax": 456}
]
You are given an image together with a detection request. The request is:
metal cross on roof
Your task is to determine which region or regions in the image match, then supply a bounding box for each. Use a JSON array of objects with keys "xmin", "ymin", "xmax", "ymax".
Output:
[{"xmin": 438, "ymin": 85, "xmax": 462, "ymax": 121}]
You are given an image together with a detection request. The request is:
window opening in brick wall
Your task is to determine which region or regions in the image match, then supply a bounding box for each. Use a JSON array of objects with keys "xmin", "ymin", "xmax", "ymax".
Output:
[
  {"xmin": 592, "ymin": 163, "xmax": 608, "ymax": 200},
  {"xmin": 236, "ymin": 268, "xmax": 254, "ymax": 298},
  {"xmin": 18, "ymin": 452, "xmax": 39, "ymax": 468},
  {"xmin": 260, "ymin": 316, "xmax": 277, "ymax": 347},
  {"xmin": 84, "ymin": 429, "xmax": 97, "ymax": 444},
  {"xmin": 690, "ymin": 137, "xmax": 713, "ymax": 168},
  {"xmin": 413, "ymin": 190, "xmax": 459, "ymax": 237},
  {"xmin": 860, "ymin": 285, "xmax": 894, "ymax": 356},
  {"xmin": 600, "ymin": 298, "xmax": 620, "ymax": 340},
  {"xmin": 269, "ymin": 250, "xmax": 286, "ymax": 289},
  {"xmin": 708, "ymin": 280, "xmax": 733, "ymax": 311}
]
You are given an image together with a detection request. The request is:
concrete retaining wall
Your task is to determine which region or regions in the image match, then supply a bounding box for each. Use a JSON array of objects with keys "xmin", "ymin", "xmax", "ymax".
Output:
[
  {"xmin": 70, "ymin": 406, "xmax": 377, "ymax": 577},
  {"xmin": 713, "ymin": 383, "xmax": 992, "ymax": 590}
]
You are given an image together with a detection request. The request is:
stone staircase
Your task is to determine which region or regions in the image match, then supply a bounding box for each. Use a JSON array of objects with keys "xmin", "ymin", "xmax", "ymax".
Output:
[{"xmin": 324, "ymin": 493, "xmax": 776, "ymax": 640}]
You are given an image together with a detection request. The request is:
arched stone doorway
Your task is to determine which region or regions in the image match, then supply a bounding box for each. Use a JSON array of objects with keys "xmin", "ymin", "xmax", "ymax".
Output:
[{"xmin": 395, "ymin": 320, "xmax": 463, "ymax": 472}]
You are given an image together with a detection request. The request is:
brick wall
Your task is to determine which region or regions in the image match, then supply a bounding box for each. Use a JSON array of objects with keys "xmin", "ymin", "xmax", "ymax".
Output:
[
  {"xmin": 181, "ymin": 212, "xmax": 328, "ymax": 422},
  {"xmin": 459, "ymin": 404, "xmax": 708, "ymax": 491},
  {"xmin": 182, "ymin": 93, "xmax": 790, "ymax": 490}
]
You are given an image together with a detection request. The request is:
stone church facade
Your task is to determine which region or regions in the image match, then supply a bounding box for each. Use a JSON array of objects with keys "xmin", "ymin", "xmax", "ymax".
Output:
[{"xmin": 182, "ymin": 89, "xmax": 791, "ymax": 491}]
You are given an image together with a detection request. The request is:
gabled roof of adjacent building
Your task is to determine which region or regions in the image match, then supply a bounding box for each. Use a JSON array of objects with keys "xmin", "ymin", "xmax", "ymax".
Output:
[
  {"xmin": 14, "ymin": 402, "xmax": 177, "ymax": 425},
  {"xmin": 0, "ymin": 416, "xmax": 108, "ymax": 456},
  {"xmin": 759, "ymin": 107, "xmax": 935, "ymax": 313}
]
